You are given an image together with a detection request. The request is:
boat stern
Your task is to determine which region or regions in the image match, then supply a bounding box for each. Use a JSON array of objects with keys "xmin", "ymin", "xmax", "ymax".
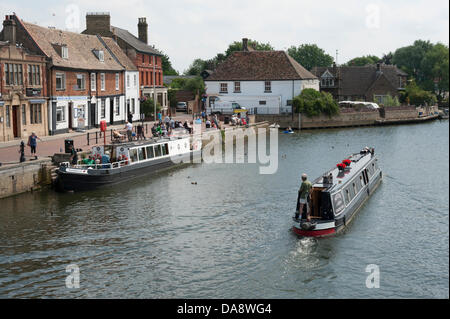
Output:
[{"xmin": 292, "ymin": 218, "xmax": 336, "ymax": 237}]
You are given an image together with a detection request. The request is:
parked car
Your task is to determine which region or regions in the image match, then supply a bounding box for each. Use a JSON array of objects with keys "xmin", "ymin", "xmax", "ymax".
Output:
[{"xmin": 176, "ymin": 102, "xmax": 187, "ymax": 111}]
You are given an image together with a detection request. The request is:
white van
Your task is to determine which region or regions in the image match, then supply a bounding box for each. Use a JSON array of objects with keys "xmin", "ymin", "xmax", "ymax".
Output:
[{"xmin": 207, "ymin": 101, "xmax": 246, "ymax": 115}]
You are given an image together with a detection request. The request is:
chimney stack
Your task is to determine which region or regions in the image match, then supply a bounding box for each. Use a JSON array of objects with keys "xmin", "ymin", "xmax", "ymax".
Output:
[
  {"xmin": 2, "ymin": 15, "xmax": 17, "ymax": 44},
  {"xmin": 138, "ymin": 17, "xmax": 148, "ymax": 44},
  {"xmin": 242, "ymin": 38, "xmax": 248, "ymax": 52},
  {"xmin": 85, "ymin": 12, "xmax": 111, "ymax": 35}
]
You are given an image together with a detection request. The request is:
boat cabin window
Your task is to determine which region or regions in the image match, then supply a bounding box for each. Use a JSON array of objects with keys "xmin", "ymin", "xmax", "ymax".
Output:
[
  {"xmin": 129, "ymin": 149, "xmax": 138, "ymax": 162},
  {"xmin": 146, "ymin": 146, "xmax": 154, "ymax": 159},
  {"xmin": 138, "ymin": 147, "xmax": 146, "ymax": 161},
  {"xmin": 345, "ymin": 189, "xmax": 351, "ymax": 204},
  {"xmin": 333, "ymin": 192, "xmax": 345, "ymax": 214},
  {"xmin": 360, "ymin": 175, "xmax": 364, "ymax": 187},
  {"xmin": 353, "ymin": 182, "xmax": 358, "ymax": 195},
  {"xmin": 162, "ymin": 143, "xmax": 169, "ymax": 156},
  {"xmin": 154, "ymin": 145, "xmax": 162, "ymax": 157}
]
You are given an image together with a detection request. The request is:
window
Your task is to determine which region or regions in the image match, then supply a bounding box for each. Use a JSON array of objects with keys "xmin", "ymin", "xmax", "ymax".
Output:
[
  {"xmin": 142, "ymin": 54, "xmax": 145, "ymax": 64},
  {"xmin": 138, "ymin": 147, "xmax": 145, "ymax": 161},
  {"xmin": 333, "ymin": 192, "xmax": 345, "ymax": 214},
  {"xmin": 100, "ymin": 73, "xmax": 105, "ymax": 91},
  {"xmin": 234, "ymin": 81, "xmax": 241, "ymax": 92},
  {"xmin": 345, "ymin": 189, "xmax": 351, "ymax": 204},
  {"xmin": 126, "ymin": 74, "xmax": 130, "ymax": 88},
  {"xmin": 264, "ymin": 81, "xmax": 271, "ymax": 92},
  {"xmin": 56, "ymin": 73, "xmax": 65, "ymax": 90},
  {"xmin": 286, "ymin": 100, "xmax": 293, "ymax": 106},
  {"xmin": 353, "ymin": 183, "xmax": 357, "ymax": 195},
  {"xmin": 6, "ymin": 106, "xmax": 10, "ymax": 127},
  {"xmin": 129, "ymin": 149, "xmax": 138, "ymax": 162},
  {"xmin": 134, "ymin": 74, "xmax": 137, "ymax": 87},
  {"xmin": 360, "ymin": 175, "xmax": 365, "ymax": 187},
  {"xmin": 374, "ymin": 95, "xmax": 388, "ymax": 105},
  {"xmin": 91, "ymin": 73, "xmax": 96, "ymax": 91},
  {"xmin": 98, "ymin": 50, "xmax": 104, "ymax": 62},
  {"xmin": 259, "ymin": 101, "xmax": 266, "ymax": 105},
  {"xmin": 146, "ymin": 146, "xmax": 154, "ymax": 159},
  {"xmin": 61, "ymin": 46, "xmax": 69, "ymax": 59},
  {"xmin": 56, "ymin": 105, "xmax": 65, "ymax": 122},
  {"xmin": 115, "ymin": 97, "xmax": 120, "ymax": 115},
  {"xmin": 30, "ymin": 104, "xmax": 42, "ymax": 124},
  {"xmin": 22, "ymin": 104, "xmax": 26, "ymax": 125},
  {"xmin": 154, "ymin": 144, "xmax": 162, "ymax": 157},
  {"xmin": 116, "ymin": 73, "xmax": 120, "ymax": 90},
  {"xmin": 5, "ymin": 63, "xmax": 23, "ymax": 85},
  {"xmin": 220, "ymin": 83, "xmax": 228, "ymax": 93},
  {"xmin": 101, "ymin": 99, "xmax": 105, "ymax": 118},
  {"xmin": 321, "ymin": 78, "xmax": 334, "ymax": 87},
  {"xmin": 29, "ymin": 65, "xmax": 41, "ymax": 85},
  {"xmin": 76, "ymin": 74, "xmax": 85, "ymax": 90},
  {"xmin": 162, "ymin": 144, "xmax": 169, "ymax": 156},
  {"xmin": 131, "ymin": 98, "xmax": 135, "ymax": 114}
]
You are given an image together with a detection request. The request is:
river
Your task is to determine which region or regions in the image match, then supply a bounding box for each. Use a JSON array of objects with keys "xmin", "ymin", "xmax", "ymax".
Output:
[{"xmin": 0, "ymin": 120, "xmax": 448, "ymax": 298}]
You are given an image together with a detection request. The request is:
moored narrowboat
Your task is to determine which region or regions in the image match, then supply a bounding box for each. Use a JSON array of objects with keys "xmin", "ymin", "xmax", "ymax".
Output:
[
  {"xmin": 56, "ymin": 134, "xmax": 202, "ymax": 192},
  {"xmin": 292, "ymin": 147, "xmax": 382, "ymax": 237}
]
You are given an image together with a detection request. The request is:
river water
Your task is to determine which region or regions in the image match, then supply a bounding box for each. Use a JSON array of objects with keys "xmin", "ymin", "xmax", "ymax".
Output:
[{"xmin": 0, "ymin": 120, "xmax": 448, "ymax": 298}]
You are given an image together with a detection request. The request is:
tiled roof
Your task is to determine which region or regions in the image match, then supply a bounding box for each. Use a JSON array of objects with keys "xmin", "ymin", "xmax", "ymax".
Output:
[
  {"xmin": 100, "ymin": 37, "xmax": 138, "ymax": 71},
  {"xmin": 311, "ymin": 65, "xmax": 405, "ymax": 96},
  {"xmin": 110, "ymin": 26, "xmax": 161, "ymax": 56},
  {"xmin": 205, "ymin": 50, "xmax": 317, "ymax": 81},
  {"xmin": 20, "ymin": 20, "xmax": 124, "ymax": 71}
]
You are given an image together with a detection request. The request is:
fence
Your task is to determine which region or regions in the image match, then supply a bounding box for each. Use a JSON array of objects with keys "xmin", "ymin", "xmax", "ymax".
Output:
[{"xmin": 206, "ymin": 106, "xmax": 292, "ymax": 115}]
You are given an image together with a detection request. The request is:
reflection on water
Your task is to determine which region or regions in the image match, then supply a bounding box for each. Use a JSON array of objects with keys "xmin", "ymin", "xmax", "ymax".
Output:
[{"xmin": 0, "ymin": 121, "xmax": 448, "ymax": 298}]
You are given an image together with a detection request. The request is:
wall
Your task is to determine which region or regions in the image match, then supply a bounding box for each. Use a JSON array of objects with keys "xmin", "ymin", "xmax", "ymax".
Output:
[
  {"xmin": 206, "ymin": 79, "xmax": 319, "ymax": 110},
  {"xmin": 0, "ymin": 158, "xmax": 53, "ymax": 199},
  {"xmin": 381, "ymin": 106, "xmax": 418, "ymax": 120}
]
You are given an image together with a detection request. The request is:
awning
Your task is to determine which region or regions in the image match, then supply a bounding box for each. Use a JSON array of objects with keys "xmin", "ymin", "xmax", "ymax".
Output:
[
  {"xmin": 0, "ymin": 101, "xmax": 4, "ymax": 106},
  {"xmin": 29, "ymin": 99, "xmax": 46, "ymax": 104}
]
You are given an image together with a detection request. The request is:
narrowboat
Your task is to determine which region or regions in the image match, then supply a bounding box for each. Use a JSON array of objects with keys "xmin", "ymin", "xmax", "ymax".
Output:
[
  {"xmin": 56, "ymin": 134, "xmax": 202, "ymax": 192},
  {"xmin": 292, "ymin": 147, "xmax": 382, "ymax": 237}
]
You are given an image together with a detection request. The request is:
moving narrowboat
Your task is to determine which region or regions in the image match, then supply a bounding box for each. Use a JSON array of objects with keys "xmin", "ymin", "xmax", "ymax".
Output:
[
  {"xmin": 56, "ymin": 134, "xmax": 202, "ymax": 192},
  {"xmin": 292, "ymin": 147, "xmax": 382, "ymax": 237}
]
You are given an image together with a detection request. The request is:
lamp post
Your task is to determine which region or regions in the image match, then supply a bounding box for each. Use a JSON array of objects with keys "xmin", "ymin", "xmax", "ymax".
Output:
[{"xmin": 153, "ymin": 55, "xmax": 156, "ymax": 122}]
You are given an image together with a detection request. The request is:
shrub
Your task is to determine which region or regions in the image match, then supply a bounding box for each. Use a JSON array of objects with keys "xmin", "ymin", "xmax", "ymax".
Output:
[{"xmin": 293, "ymin": 89, "xmax": 339, "ymax": 117}]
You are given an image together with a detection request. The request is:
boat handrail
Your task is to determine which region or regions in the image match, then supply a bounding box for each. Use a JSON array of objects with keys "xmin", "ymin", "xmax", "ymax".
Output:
[{"xmin": 63, "ymin": 159, "xmax": 130, "ymax": 171}]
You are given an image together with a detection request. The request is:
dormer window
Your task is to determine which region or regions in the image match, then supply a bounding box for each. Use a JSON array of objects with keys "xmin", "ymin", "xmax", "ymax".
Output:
[
  {"xmin": 320, "ymin": 70, "xmax": 335, "ymax": 87},
  {"xmin": 61, "ymin": 46, "xmax": 69, "ymax": 59},
  {"xmin": 92, "ymin": 50, "xmax": 104, "ymax": 62}
]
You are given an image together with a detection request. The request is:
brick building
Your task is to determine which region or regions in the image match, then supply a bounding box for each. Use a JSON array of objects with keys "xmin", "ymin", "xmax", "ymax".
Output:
[
  {"xmin": 82, "ymin": 13, "xmax": 168, "ymax": 114},
  {"xmin": 8, "ymin": 14, "xmax": 126, "ymax": 134},
  {"xmin": 311, "ymin": 63, "xmax": 408, "ymax": 104},
  {"xmin": 0, "ymin": 16, "xmax": 48, "ymax": 142}
]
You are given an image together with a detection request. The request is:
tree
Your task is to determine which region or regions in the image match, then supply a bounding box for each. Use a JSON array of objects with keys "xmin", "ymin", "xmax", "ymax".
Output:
[
  {"xmin": 161, "ymin": 53, "xmax": 178, "ymax": 75},
  {"xmin": 380, "ymin": 52, "xmax": 393, "ymax": 65},
  {"xmin": 224, "ymin": 39, "xmax": 274, "ymax": 57},
  {"xmin": 345, "ymin": 55, "xmax": 381, "ymax": 66},
  {"xmin": 392, "ymin": 40, "xmax": 434, "ymax": 86},
  {"xmin": 287, "ymin": 44, "xmax": 334, "ymax": 71},
  {"xmin": 140, "ymin": 98, "xmax": 162, "ymax": 118},
  {"xmin": 401, "ymin": 80, "xmax": 437, "ymax": 106},
  {"xmin": 293, "ymin": 88, "xmax": 339, "ymax": 117},
  {"xmin": 420, "ymin": 43, "xmax": 449, "ymax": 98}
]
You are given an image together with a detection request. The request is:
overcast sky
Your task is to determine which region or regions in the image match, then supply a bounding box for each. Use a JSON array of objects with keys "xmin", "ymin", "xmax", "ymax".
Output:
[{"xmin": 1, "ymin": 0, "xmax": 448, "ymax": 73}]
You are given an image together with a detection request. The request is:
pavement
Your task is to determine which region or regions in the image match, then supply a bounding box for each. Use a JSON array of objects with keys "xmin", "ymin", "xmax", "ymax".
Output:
[{"xmin": 0, "ymin": 113, "xmax": 195, "ymax": 164}]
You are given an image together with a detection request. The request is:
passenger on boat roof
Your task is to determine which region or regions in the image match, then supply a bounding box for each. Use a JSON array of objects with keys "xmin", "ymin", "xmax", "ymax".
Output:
[
  {"xmin": 69, "ymin": 144, "xmax": 78, "ymax": 166},
  {"xmin": 125, "ymin": 121, "xmax": 133, "ymax": 142},
  {"xmin": 296, "ymin": 173, "xmax": 312, "ymax": 222}
]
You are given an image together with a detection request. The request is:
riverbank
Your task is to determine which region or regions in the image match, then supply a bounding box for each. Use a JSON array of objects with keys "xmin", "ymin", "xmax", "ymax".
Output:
[{"xmin": 255, "ymin": 105, "xmax": 440, "ymax": 129}]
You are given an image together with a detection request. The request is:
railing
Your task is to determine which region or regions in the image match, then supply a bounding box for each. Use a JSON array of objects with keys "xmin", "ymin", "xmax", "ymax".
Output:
[
  {"xmin": 64, "ymin": 159, "xmax": 130, "ymax": 171},
  {"xmin": 86, "ymin": 124, "xmax": 149, "ymax": 145}
]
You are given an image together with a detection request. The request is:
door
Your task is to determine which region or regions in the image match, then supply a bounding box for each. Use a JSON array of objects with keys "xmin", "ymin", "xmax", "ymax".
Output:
[
  {"xmin": 68, "ymin": 102, "xmax": 73, "ymax": 129},
  {"xmin": 90, "ymin": 103, "xmax": 96, "ymax": 128},
  {"xmin": 110, "ymin": 99, "xmax": 114, "ymax": 124},
  {"xmin": 12, "ymin": 106, "xmax": 19, "ymax": 138}
]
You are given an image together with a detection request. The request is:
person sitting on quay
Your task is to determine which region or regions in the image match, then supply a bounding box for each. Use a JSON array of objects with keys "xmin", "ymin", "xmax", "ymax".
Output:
[
  {"xmin": 205, "ymin": 119, "xmax": 211, "ymax": 129},
  {"xmin": 183, "ymin": 121, "xmax": 192, "ymax": 134}
]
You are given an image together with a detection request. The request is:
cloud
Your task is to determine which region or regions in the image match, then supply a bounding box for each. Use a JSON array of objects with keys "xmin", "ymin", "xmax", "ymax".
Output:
[{"xmin": 2, "ymin": 0, "xmax": 448, "ymax": 72}]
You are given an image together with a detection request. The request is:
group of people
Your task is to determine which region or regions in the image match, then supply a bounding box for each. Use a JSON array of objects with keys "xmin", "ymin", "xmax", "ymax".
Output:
[
  {"xmin": 151, "ymin": 118, "xmax": 192, "ymax": 137},
  {"xmin": 197, "ymin": 112, "xmax": 220, "ymax": 130}
]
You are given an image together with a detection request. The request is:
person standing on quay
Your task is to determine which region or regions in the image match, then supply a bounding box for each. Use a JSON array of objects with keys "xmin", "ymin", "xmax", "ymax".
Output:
[
  {"xmin": 27, "ymin": 132, "xmax": 42, "ymax": 159},
  {"xmin": 125, "ymin": 121, "xmax": 133, "ymax": 141},
  {"xmin": 127, "ymin": 111, "xmax": 133, "ymax": 124}
]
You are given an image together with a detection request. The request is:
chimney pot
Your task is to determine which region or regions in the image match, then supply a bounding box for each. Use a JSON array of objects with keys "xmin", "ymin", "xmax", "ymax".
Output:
[
  {"xmin": 2, "ymin": 16, "xmax": 17, "ymax": 44},
  {"xmin": 138, "ymin": 17, "xmax": 148, "ymax": 44},
  {"xmin": 242, "ymin": 38, "xmax": 248, "ymax": 52}
]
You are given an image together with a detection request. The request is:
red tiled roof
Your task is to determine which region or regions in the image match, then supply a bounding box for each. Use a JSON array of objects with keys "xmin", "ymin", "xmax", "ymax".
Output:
[
  {"xmin": 205, "ymin": 50, "xmax": 317, "ymax": 81},
  {"xmin": 21, "ymin": 21, "xmax": 123, "ymax": 71},
  {"xmin": 101, "ymin": 37, "xmax": 138, "ymax": 71}
]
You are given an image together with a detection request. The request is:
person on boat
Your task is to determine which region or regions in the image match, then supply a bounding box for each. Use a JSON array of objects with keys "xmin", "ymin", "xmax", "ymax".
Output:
[
  {"xmin": 69, "ymin": 144, "xmax": 78, "ymax": 166},
  {"xmin": 136, "ymin": 124, "xmax": 145, "ymax": 140},
  {"xmin": 125, "ymin": 121, "xmax": 133, "ymax": 141},
  {"xmin": 296, "ymin": 173, "xmax": 312, "ymax": 221}
]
